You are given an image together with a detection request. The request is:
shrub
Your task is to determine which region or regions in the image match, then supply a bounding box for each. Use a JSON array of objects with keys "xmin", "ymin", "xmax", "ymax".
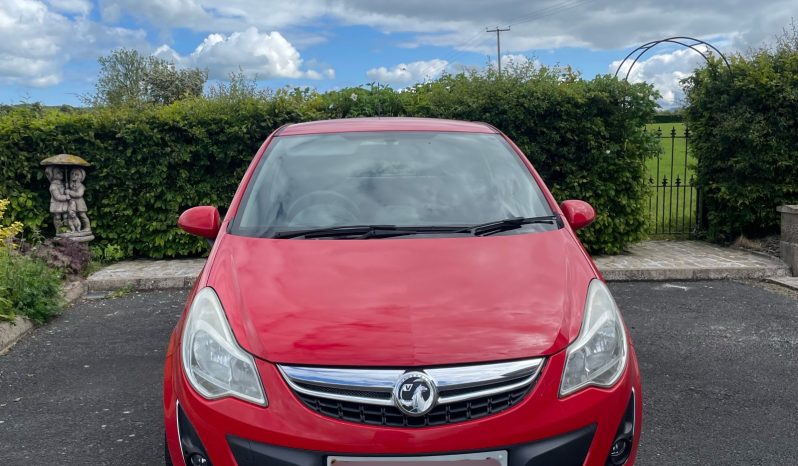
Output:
[
  {"xmin": 684, "ymin": 40, "xmax": 798, "ymax": 240},
  {"xmin": 397, "ymin": 65, "xmax": 659, "ymax": 253},
  {"xmin": 25, "ymin": 238, "xmax": 91, "ymax": 276},
  {"xmin": 90, "ymin": 244, "xmax": 125, "ymax": 263},
  {"xmin": 0, "ymin": 66, "xmax": 658, "ymax": 256},
  {"xmin": 0, "ymin": 200, "xmax": 62, "ymax": 323},
  {"xmin": 0, "ymin": 250, "xmax": 63, "ymax": 323},
  {"xmin": 0, "ymin": 199, "xmax": 23, "ymax": 241},
  {"xmin": 651, "ymin": 112, "xmax": 684, "ymax": 124}
]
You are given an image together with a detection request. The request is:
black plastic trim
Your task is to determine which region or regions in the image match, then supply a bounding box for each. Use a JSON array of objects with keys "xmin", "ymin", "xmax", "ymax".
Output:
[
  {"xmin": 607, "ymin": 391, "xmax": 636, "ymax": 466},
  {"xmin": 178, "ymin": 405, "xmax": 212, "ymax": 466},
  {"xmin": 228, "ymin": 424, "xmax": 596, "ymax": 466}
]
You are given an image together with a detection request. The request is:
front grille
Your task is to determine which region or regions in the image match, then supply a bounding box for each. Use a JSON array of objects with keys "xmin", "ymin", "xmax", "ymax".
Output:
[
  {"xmin": 279, "ymin": 358, "xmax": 544, "ymax": 428},
  {"xmin": 295, "ymin": 378, "xmax": 534, "ymax": 427},
  {"xmin": 294, "ymin": 381, "xmax": 391, "ymax": 401}
]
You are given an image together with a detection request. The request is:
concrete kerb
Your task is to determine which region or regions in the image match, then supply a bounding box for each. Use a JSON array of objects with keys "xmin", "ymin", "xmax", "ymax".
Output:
[
  {"xmin": 766, "ymin": 276, "xmax": 798, "ymax": 292},
  {"xmin": 601, "ymin": 265, "xmax": 789, "ymax": 282},
  {"xmin": 0, "ymin": 317, "xmax": 34, "ymax": 355},
  {"xmin": 778, "ymin": 205, "xmax": 798, "ymax": 275},
  {"xmin": 0, "ymin": 279, "xmax": 86, "ymax": 355},
  {"xmin": 86, "ymin": 259, "xmax": 206, "ymax": 293},
  {"xmin": 87, "ymin": 276, "xmax": 195, "ymax": 292},
  {"xmin": 593, "ymin": 240, "xmax": 790, "ymax": 282}
]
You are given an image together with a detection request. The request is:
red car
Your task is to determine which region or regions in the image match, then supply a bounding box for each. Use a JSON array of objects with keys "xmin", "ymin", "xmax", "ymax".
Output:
[{"xmin": 164, "ymin": 118, "xmax": 642, "ymax": 466}]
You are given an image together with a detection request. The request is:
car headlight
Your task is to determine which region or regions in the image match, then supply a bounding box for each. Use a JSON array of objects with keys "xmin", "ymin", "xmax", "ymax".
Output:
[
  {"xmin": 560, "ymin": 279, "xmax": 628, "ymax": 396},
  {"xmin": 181, "ymin": 287, "xmax": 267, "ymax": 406}
]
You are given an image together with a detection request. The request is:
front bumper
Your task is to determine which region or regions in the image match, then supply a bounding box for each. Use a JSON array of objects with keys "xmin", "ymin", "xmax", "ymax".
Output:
[
  {"xmin": 164, "ymin": 336, "xmax": 642, "ymax": 466},
  {"xmin": 226, "ymin": 424, "xmax": 596, "ymax": 466}
]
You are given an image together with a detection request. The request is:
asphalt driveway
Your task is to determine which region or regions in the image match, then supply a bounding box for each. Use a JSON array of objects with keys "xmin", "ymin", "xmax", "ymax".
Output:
[{"xmin": 0, "ymin": 281, "xmax": 796, "ymax": 465}]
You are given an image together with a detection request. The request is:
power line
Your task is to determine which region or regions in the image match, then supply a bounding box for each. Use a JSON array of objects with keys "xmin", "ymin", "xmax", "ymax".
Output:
[{"xmin": 508, "ymin": 0, "xmax": 592, "ymax": 27}]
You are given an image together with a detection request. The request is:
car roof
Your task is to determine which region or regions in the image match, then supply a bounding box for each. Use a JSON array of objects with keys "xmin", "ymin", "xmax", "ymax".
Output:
[{"xmin": 278, "ymin": 117, "xmax": 498, "ymax": 136}]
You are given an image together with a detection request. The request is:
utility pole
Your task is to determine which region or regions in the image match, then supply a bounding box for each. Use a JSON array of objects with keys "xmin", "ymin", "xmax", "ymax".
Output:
[{"xmin": 486, "ymin": 26, "xmax": 510, "ymax": 74}]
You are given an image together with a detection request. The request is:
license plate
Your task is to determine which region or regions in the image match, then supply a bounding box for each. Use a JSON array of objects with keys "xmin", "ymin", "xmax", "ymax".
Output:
[{"xmin": 327, "ymin": 451, "xmax": 507, "ymax": 466}]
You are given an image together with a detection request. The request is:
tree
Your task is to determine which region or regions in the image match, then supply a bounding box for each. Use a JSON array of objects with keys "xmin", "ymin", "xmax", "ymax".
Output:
[{"xmin": 86, "ymin": 49, "xmax": 207, "ymax": 107}]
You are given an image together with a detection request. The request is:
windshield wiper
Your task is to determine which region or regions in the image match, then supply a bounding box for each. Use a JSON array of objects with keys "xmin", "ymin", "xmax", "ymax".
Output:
[
  {"xmin": 271, "ymin": 225, "xmax": 464, "ymax": 239},
  {"xmin": 271, "ymin": 217, "xmax": 560, "ymax": 239},
  {"xmin": 462, "ymin": 215, "xmax": 562, "ymax": 236},
  {"xmin": 273, "ymin": 225, "xmax": 401, "ymax": 239}
]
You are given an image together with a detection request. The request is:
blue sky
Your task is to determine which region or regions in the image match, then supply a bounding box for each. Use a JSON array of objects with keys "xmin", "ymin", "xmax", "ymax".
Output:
[{"xmin": 1, "ymin": 0, "xmax": 793, "ymax": 107}]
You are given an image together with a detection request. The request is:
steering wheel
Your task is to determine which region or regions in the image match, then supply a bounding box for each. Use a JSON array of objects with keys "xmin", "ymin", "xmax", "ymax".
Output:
[{"xmin": 286, "ymin": 191, "xmax": 360, "ymax": 226}]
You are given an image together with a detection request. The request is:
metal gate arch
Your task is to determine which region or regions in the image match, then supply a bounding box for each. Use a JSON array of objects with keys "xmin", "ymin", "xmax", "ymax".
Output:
[
  {"xmin": 614, "ymin": 36, "xmax": 731, "ymax": 81},
  {"xmin": 616, "ymin": 37, "xmax": 730, "ymax": 237}
]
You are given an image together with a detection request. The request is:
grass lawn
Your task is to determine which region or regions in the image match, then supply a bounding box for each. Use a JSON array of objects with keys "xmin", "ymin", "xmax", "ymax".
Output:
[{"xmin": 644, "ymin": 122, "xmax": 699, "ymax": 235}]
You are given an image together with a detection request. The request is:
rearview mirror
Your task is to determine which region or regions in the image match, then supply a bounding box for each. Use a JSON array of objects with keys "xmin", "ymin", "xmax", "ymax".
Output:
[
  {"xmin": 560, "ymin": 200, "xmax": 595, "ymax": 230},
  {"xmin": 178, "ymin": 206, "xmax": 221, "ymax": 239}
]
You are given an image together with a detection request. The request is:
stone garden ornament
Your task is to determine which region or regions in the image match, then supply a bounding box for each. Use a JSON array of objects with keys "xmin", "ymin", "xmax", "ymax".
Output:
[{"xmin": 41, "ymin": 154, "xmax": 94, "ymax": 242}]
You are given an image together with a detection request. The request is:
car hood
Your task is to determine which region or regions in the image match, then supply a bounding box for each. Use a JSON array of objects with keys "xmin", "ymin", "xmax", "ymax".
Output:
[{"xmin": 207, "ymin": 230, "xmax": 596, "ymax": 367}]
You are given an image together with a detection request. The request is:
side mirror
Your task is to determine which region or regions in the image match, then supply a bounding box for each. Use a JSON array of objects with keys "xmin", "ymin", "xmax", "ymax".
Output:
[
  {"xmin": 178, "ymin": 206, "xmax": 221, "ymax": 239},
  {"xmin": 560, "ymin": 200, "xmax": 595, "ymax": 230}
]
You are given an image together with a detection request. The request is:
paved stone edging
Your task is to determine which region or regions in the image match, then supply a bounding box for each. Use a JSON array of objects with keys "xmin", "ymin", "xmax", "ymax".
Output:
[
  {"xmin": 63, "ymin": 280, "xmax": 87, "ymax": 304},
  {"xmin": 593, "ymin": 240, "xmax": 789, "ymax": 281},
  {"xmin": 767, "ymin": 276, "xmax": 798, "ymax": 292},
  {"xmin": 600, "ymin": 266, "xmax": 788, "ymax": 281},
  {"xmin": 0, "ymin": 316, "xmax": 34, "ymax": 355},
  {"xmin": 87, "ymin": 259, "xmax": 206, "ymax": 292}
]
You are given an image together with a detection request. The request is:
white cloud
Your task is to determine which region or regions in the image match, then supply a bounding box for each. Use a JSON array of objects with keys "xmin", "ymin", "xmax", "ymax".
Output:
[
  {"xmin": 0, "ymin": 0, "xmax": 146, "ymax": 87},
  {"xmin": 3, "ymin": 0, "xmax": 795, "ymax": 93},
  {"xmin": 337, "ymin": 0, "xmax": 792, "ymax": 54},
  {"xmin": 0, "ymin": 0, "xmax": 67, "ymax": 86},
  {"xmin": 610, "ymin": 47, "xmax": 708, "ymax": 108},
  {"xmin": 99, "ymin": 0, "xmax": 795, "ymax": 55},
  {"xmin": 494, "ymin": 54, "xmax": 539, "ymax": 69},
  {"xmin": 155, "ymin": 28, "xmax": 333, "ymax": 80},
  {"xmin": 366, "ymin": 59, "xmax": 449, "ymax": 85},
  {"xmin": 100, "ymin": 0, "xmax": 329, "ymax": 35},
  {"xmin": 46, "ymin": 0, "xmax": 92, "ymax": 15},
  {"xmin": 101, "ymin": 0, "xmax": 210, "ymax": 28}
]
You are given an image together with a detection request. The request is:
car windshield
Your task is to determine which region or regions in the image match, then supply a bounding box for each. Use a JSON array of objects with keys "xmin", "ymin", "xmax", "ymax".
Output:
[{"xmin": 230, "ymin": 131, "xmax": 555, "ymax": 238}]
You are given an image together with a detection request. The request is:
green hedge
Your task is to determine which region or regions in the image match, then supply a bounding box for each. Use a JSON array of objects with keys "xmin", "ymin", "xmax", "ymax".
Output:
[
  {"xmin": 684, "ymin": 47, "xmax": 798, "ymax": 240},
  {"xmin": 0, "ymin": 67, "xmax": 657, "ymax": 257},
  {"xmin": 651, "ymin": 113, "xmax": 684, "ymax": 124},
  {"xmin": 0, "ymin": 97, "xmax": 304, "ymax": 257}
]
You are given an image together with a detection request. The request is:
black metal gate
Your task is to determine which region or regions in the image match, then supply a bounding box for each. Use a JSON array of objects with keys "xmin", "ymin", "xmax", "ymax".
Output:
[{"xmin": 646, "ymin": 125, "xmax": 702, "ymax": 236}]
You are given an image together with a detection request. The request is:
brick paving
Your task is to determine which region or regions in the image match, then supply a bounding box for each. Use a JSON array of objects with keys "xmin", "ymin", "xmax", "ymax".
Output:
[{"xmin": 87, "ymin": 241, "xmax": 790, "ymax": 292}]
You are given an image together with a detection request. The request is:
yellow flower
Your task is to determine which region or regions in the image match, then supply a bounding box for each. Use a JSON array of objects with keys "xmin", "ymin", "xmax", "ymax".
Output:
[{"xmin": 0, "ymin": 199, "xmax": 24, "ymax": 242}]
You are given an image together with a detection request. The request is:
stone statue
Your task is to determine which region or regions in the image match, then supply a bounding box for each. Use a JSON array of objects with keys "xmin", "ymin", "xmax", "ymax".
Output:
[
  {"xmin": 45, "ymin": 166, "xmax": 70, "ymax": 232},
  {"xmin": 66, "ymin": 168, "xmax": 90, "ymax": 233},
  {"xmin": 41, "ymin": 154, "xmax": 94, "ymax": 242}
]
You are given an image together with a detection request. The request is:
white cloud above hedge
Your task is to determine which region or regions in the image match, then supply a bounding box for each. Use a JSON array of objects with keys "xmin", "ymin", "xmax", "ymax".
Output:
[
  {"xmin": 366, "ymin": 59, "xmax": 449, "ymax": 85},
  {"xmin": 154, "ymin": 28, "xmax": 333, "ymax": 80},
  {"xmin": 610, "ymin": 47, "xmax": 708, "ymax": 108}
]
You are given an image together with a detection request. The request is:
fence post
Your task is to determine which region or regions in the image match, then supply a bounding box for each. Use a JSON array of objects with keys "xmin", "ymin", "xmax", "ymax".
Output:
[{"xmin": 778, "ymin": 205, "xmax": 798, "ymax": 275}]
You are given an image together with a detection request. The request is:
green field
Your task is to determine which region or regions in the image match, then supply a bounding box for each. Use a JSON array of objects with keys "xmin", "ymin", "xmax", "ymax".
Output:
[{"xmin": 644, "ymin": 123, "xmax": 698, "ymax": 235}]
